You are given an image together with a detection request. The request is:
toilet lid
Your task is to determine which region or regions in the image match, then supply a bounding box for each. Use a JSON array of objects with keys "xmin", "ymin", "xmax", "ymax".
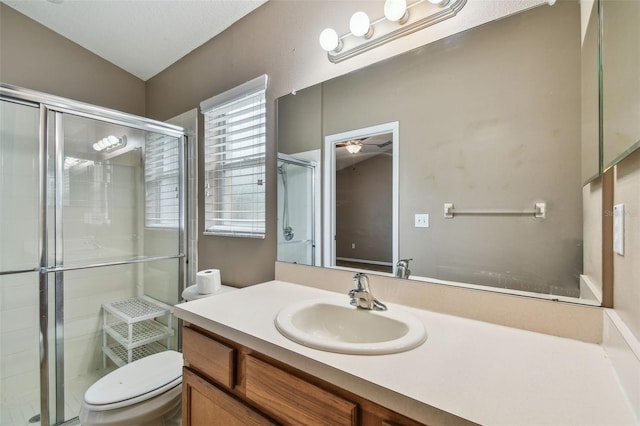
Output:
[{"xmin": 85, "ymin": 350, "xmax": 183, "ymax": 406}]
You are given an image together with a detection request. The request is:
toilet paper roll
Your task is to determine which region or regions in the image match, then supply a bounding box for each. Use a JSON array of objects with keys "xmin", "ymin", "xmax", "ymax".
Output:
[{"xmin": 196, "ymin": 269, "xmax": 221, "ymax": 294}]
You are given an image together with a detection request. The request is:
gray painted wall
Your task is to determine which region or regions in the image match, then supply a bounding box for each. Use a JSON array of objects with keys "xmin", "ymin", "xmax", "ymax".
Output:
[
  {"xmin": 144, "ymin": 1, "xmax": 411, "ymax": 286},
  {"xmin": 307, "ymin": 2, "xmax": 582, "ymax": 295},
  {"xmin": 277, "ymin": 84, "xmax": 322, "ymax": 156},
  {"xmin": 333, "ymin": 2, "xmax": 580, "ymax": 294},
  {"xmin": 336, "ymin": 154, "xmax": 393, "ymax": 263},
  {"xmin": 143, "ymin": 0, "xmax": 552, "ymax": 286},
  {"xmin": 0, "ymin": 4, "xmax": 145, "ymax": 116}
]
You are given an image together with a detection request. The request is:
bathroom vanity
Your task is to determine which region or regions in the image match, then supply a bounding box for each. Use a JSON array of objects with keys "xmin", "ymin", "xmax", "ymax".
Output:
[
  {"xmin": 174, "ymin": 281, "xmax": 636, "ymax": 425},
  {"xmin": 181, "ymin": 325, "xmax": 432, "ymax": 425}
]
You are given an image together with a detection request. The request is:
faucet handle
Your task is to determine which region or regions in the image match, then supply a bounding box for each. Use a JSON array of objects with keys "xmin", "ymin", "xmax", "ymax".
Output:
[
  {"xmin": 348, "ymin": 273, "xmax": 387, "ymax": 311},
  {"xmin": 352, "ymin": 272, "xmax": 368, "ymax": 290}
]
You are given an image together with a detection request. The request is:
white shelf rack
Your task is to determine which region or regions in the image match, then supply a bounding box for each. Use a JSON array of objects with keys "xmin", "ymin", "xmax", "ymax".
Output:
[
  {"xmin": 102, "ymin": 295, "xmax": 174, "ymax": 367},
  {"xmin": 103, "ymin": 342, "xmax": 167, "ymax": 368}
]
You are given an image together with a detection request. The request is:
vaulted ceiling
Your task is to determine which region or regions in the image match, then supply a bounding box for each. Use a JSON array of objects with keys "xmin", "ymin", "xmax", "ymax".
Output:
[{"xmin": 1, "ymin": 0, "xmax": 267, "ymax": 81}]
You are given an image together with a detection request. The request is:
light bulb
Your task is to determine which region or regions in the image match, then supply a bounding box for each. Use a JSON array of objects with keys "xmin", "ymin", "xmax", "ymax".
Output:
[
  {"xmin": 349, "ymin": 11, "xmax": 371, "ymax": 38},
  {"xmin": 428, "ymin": 0, "xmax": 449, "ymax": 5},
  {"xmin": 107, "ymin": 135, "xmax": 119, "ymax": 146},
  {"xmin": 384, "ymin": 0, "xmax": 407, "ymax": 22},
  {"xmin": 93, "ymin": 142, "xmax": 102, "ymax": 152},
  {"xmin": 319, "ymin": 28, "xmax": 340, "ymax": 52}
]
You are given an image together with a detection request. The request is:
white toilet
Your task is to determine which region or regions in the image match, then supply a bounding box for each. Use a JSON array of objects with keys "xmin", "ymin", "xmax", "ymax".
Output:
[
  {"xmin": 80, "ymin": 285, "xmax": 236, "ymax": 426},
  {"xmin": 79, "ymin": 350, "xmax": 183, "ymax": 426}
]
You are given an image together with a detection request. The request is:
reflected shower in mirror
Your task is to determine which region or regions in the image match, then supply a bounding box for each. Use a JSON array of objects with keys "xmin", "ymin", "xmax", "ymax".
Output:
[
  {"xmin": 277, "ymin": 153, "xmax": 319, "ymax": 266},
  {"xmin": 277, "ymin": 1, "xmax": 603, "ymax": 303}
]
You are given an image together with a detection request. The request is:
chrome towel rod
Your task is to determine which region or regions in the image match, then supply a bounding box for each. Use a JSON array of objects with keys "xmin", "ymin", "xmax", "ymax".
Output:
[{"xmin": 444, "ymin": 202, "xmax": 546, "ymax": 219}]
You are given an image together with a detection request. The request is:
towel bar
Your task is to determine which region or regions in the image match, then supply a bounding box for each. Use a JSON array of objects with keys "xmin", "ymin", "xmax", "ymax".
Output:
[{"xmin": 443, "ymin": 202, "xmax": 546, "ymax": 219}]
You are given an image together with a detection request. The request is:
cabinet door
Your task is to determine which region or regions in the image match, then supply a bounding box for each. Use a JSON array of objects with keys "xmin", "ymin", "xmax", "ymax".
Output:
[
  {"xmin": 182, "ymin": 368, "xmax": 276, "ymax": 426},
  {"xmin": 245, "ymin": 355, "xmax": 358, "ymax": 425},
  {"xmin": 183, "ymin": 326, "xmax": 235, "ymax": 389}
]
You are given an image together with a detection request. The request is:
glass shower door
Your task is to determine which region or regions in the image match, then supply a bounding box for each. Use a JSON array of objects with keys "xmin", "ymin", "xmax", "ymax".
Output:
[
  {"xmin": 1, "ymin": 84, "xmax": 188, "ymax": 425},
  {"xmin": 53, "ymin": 112, "xmax": 184, "ymax": 423},
  {"xmin": 0, "ymin": 100, "xmax": 50, "ymax": 424}
]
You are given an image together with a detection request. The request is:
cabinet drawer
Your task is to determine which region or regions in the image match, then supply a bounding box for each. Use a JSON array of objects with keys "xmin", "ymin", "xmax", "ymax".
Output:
[
  {"xmin": 183, "ymin": 368, "xmax": 276, "ymax": 426},
  {"xmin": 183, "ymin": 327, "xmax": 234, "ymax": 389},
  {"xmin": 245, "ymin": 355, "xmax": 357, "ymax": 426}
]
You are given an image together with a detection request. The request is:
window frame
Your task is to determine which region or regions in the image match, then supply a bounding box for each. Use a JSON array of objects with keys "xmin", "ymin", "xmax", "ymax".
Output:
[
  {"xmin": 144, "ymin": 133, "xmax": 181, "ymax": 229},
  {"xmin": 201, "ymin": 74, "xmax": 268, "ymax": 238}
]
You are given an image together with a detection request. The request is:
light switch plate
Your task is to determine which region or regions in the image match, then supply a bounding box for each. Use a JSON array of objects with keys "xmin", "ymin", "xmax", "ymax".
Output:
[
  {"xmin": 613, "ymin": 203, "xmax": 624, "ymax": 255},
  {"xmin": 415, "ymin": 214, "xmax": 429, "ymax": 228}
]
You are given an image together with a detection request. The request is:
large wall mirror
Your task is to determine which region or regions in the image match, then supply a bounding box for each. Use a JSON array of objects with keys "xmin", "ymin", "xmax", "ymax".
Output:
[
  {"xmin": 277, "ymin": 0, "xmax": 616, "ymax": 304},
  {"xmin": 601, "ymin": 0, "xmax": 640, "ymax": 169}
]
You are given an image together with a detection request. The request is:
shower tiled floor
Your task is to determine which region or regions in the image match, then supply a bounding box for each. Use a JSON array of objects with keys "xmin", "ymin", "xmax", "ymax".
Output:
[{"xmin": 0, "ymin": 368, "xmax": 114, "ymax": 425}]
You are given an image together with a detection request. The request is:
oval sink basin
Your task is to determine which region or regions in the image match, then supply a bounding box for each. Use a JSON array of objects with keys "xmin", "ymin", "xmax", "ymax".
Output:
[{"xmin": 275, "ymin": 298, "xmax": 427, "ymax": 355}]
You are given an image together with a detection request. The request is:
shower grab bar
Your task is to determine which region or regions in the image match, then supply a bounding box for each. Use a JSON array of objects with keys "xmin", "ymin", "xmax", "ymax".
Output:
[
  {"xmin": 43, "ymin": 254, "xmax": 185, "ymax": 273},
  {"xmin": 444, "ymin": 202, "xmax": 546, "ymax": 219}
]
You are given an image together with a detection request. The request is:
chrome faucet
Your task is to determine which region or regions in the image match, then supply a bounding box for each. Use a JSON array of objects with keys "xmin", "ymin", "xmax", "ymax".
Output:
[
  {"xmin": 348, "ymin": 273, "xmax": 387, "ymax": 311},
  {"xmin": 395, "ymin": 258, "xmax": 413, "ymax": 279}
]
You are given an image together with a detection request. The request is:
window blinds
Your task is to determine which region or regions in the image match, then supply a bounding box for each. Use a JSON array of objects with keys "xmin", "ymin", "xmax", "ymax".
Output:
[
  {"xmin": 201, "ymin": 75, "xmax": 267, "ymax": 238},
  {"xmin": 145, "ymin": 133, "xmax": 180, "ymax": 228}
]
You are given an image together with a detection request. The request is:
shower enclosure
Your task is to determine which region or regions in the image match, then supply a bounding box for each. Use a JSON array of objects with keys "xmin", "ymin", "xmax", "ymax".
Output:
[
  {"xmin": 0, "ymin": 84, "xmax": 191, "ymax": 425},
  {"xmin": 276, "ymin": 154, "xmax": 318, "ymax": 265}
]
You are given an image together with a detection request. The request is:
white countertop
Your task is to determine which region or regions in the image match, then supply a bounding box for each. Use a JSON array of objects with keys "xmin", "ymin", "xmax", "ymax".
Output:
[{"xmin": 173, "ymin": 280, "xmax": 637, "ymax": 425}]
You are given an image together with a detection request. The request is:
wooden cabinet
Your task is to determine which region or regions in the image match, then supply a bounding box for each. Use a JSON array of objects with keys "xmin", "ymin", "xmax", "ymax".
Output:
[
  {"xmin": 183, "ymin": 326, "xmax": 234, "ymax": 389},
  {"xmin": 182, "ymin": 324, "xmax": 427, "ymax": 426},
  {"xmin": 183, "ymin": 368, "xmax": 275, "ymax": 426},
  {"xmin": 245, "ymin": 355, "xmax": 357, "ymax": 425}
]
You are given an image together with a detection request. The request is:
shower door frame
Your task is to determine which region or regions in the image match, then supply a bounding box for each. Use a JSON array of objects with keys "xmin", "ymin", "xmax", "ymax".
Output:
[{"xmin": 0, "ymin": 83, "xmax": 190, "ymax": 426}]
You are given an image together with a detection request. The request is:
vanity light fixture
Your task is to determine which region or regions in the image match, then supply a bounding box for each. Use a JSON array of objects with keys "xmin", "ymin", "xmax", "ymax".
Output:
[
  {"xmin": 92, "ymin": 135, "xmax": 127, "ymax": 152},
  {"xmin": 319, "ymin": 0, "xmax": 468, "ymax": 63}
]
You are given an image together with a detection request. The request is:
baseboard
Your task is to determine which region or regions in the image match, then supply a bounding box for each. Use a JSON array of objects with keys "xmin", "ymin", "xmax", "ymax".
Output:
[{"xmin": 603, "ymin": 310, "xmax": 640, "ymax": 422}]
